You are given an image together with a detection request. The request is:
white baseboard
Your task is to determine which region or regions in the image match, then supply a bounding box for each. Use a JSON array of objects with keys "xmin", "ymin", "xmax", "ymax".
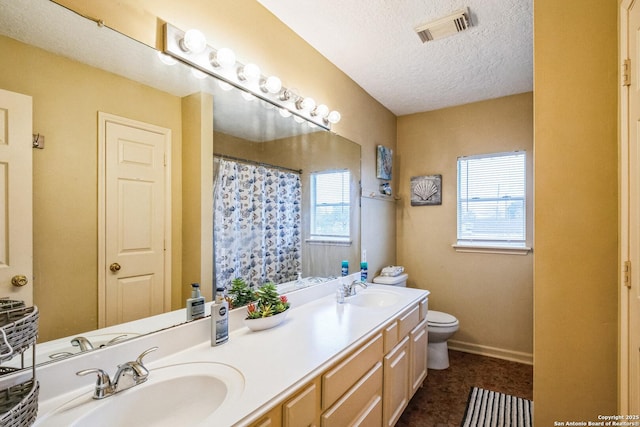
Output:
[{"xmin": 447, "ymin": 339, "xmax": 533, "ymax": 365}]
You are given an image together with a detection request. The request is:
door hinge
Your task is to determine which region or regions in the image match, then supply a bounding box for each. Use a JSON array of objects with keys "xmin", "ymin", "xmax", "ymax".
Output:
[
  {"xmin": 624, "ymin": 260, "xmax": 632, "ymax": 288},
  {"xmin": 623, "ymin": 58, "xmax": 631, "ymax": 87}
]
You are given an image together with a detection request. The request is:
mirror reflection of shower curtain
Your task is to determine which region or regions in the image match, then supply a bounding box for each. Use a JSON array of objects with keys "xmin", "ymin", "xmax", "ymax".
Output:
[{"xmin": 213, "ymin": 158, "xmax": 302, "ymax": 290}]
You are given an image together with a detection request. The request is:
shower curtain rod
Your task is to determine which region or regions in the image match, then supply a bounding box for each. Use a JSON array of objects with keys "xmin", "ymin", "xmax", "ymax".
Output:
[{"xmin": 213, "ymin": 153, "xmax": 302, "ymax": 174}]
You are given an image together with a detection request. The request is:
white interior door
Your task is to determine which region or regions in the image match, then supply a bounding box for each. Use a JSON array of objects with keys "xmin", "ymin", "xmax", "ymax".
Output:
[
  {"xmin": 0, "ymin": 89, "xmax": 32, "ymax": 305},
  {"xmin": 98, "ymin": 113, "xmax": 171, "ymax": 327},
  {"xmin": 621, "ymin": 0, "xmax": 640, "ymax": 414}
]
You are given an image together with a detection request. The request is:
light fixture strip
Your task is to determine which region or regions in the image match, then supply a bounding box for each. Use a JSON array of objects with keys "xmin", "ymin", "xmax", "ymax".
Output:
[{"xmin": 163, "ymin": 23, "xmax": 333, "ymax": 130}]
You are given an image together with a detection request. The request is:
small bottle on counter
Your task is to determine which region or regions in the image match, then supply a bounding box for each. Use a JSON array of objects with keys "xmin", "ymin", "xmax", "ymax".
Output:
[
  {"xmin": 211, "ymin": 288, "xmax": 229, "ymax": 346},
  {"xmin": 360, "ymin": 262, "xmax": 368, "ymax": 282},
  {"xmin": 186, "ymin": 283, "xmax": 205, "ymax": 321},
  {"xmin": 341, "ymin": 260, "xmax": 349, "ymax": 276}
]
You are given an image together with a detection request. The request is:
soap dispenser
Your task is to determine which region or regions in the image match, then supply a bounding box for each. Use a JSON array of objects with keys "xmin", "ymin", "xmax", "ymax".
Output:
[
  {"xmin": 186, "ymin": 283, "xmax": 205, "ymax": 321},
  {"xmin": 211, "ymin": 288, "xmax": 229, "ymax": 346}
]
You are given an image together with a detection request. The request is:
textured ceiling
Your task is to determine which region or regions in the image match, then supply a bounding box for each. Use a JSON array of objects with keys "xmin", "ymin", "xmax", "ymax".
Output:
[{"xmin": 256, "ymin": 0, "xmax": 533, "ymax": 116}]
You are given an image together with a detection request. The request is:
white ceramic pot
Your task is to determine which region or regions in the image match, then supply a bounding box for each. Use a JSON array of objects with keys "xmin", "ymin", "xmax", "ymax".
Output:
[{"xmin": 244, "ymin": 309, "xmax": 289, "ymax": 332}]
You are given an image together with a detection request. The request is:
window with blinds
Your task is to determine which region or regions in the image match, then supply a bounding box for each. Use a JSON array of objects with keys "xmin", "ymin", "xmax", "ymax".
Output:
[
  {"xmin": 457, "ymin": 151, "xmax": 526, "ymax": 247},
  {"xmin": 310, "ymin": 170, "xmax": 350, "ymax": 240}
]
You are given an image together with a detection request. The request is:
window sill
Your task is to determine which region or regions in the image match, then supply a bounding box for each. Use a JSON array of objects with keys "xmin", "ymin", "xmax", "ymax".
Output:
[
  {"xmin": 306, "ymin": 238, "xmax": 352, "ymax": 247},
  {"xmin": 452, "ymin": 244, "xmax": 532, "ymax": 255}
]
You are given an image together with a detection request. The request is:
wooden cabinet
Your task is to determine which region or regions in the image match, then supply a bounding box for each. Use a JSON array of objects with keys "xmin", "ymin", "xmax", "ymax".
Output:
[
  {"xmin": 381, "ymin": 300, "xmax": 429, "ymax": 426},
  {"xmin": 383, "ymin": 336, "xmax": 410, "ymax": 427},
  {"xmin": 247, "ymin": 296, "xmax": 429, "ymax": 427},
  {"xmin": 283, "ymin": 380, "xmax": 320, "ymax": 427},
  {"xmin": 409, "ymin": 319, "xmax": 428, "ymax": 396}
]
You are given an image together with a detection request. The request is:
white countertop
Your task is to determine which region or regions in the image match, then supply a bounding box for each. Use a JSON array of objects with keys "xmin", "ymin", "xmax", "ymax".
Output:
[{"xmin": 25, "ymin": 276, "xmax": 428, "ymax": 426}]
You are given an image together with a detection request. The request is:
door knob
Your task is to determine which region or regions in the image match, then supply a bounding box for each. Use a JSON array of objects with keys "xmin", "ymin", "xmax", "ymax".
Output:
[
  {"xmin": 109, "ymin": 263, "xmax": 121, "ymax": 273},
  {"xmin": 11, "ymin": 275, "xmax": 28, "ymax": 287}
]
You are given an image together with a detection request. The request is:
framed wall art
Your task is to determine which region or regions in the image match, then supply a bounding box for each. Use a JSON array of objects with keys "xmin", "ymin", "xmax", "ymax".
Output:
[
  {"xmin": 410, "ymin": 174, "xmax": 442, "ymax": 206},
  {"xmin": 376, "ymin": 145, "xmax": 393, "ymax": 180}
]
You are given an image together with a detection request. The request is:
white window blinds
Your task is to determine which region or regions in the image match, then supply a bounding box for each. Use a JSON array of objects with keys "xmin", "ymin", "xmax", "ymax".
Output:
[
  {"xmin": 310, "ymin": 170, "xmax": 350, "ymax": 239},
  {"xmin": 457, "ymin": 151, "xmax": 526, "ymax": 247}
]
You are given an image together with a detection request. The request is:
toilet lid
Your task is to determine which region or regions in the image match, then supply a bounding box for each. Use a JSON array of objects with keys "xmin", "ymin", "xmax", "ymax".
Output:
[{"xmin": 427, "ymin": 310, "xmax": 458, "ymax": 325}]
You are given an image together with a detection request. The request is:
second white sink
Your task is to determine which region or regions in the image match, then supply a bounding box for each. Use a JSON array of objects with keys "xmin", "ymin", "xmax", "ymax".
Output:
[{"xmin": 348, "ymin": 288, "xmax": 401, "ymax": 308}]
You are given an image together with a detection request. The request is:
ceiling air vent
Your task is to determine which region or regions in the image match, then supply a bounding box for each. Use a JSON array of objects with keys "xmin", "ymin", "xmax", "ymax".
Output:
[{"xmin": 415, "ymin": 8, "xmax": 471, "ymax": 43}]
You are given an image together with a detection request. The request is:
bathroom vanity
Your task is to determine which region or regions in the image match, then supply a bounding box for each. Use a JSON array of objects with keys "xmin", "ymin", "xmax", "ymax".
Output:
[{"xmin": 3, "ymin": 275, "xmax": 428, "ymax": 426}]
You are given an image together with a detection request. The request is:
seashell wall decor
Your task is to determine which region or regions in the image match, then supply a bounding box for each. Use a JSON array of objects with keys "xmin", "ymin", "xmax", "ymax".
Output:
[{"xmin": 410, "ymin": 174, "xmax": 442, "ymax": 206}]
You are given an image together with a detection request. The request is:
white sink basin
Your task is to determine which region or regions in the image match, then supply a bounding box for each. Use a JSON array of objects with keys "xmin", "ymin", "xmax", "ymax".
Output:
[
  {"xmin": 36, "ymin": 362, "xmax": 245, "ymax": 427},
  {"xmin": 348, "ymin": 289, "xmax": 401, "ymax": 308}
]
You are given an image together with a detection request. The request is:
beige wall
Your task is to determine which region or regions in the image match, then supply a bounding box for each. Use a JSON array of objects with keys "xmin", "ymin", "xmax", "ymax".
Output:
[
  {"xmin": 55, "ymin": 0, "xmax": 399, "ymax": 275},
  {"xmin": 534, "ymin": 0, "xmax": 618, "ymax": 422},
  {"xmin": 397, "ymin": 93, "xmax": 534, "ymax": 361},
  {"xmin": 0, "ymin": 36, "xmax": 184, "ymax": 341}
]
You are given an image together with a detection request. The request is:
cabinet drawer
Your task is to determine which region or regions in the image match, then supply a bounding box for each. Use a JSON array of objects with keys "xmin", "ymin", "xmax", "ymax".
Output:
[
  {"xmin": 352, "ymin": 394, "xmax": 382, "ymax": 427},
  {"xmin": 383, "ymin": 320, "xmax": 399, "ymax": 354},
  {"xmin": 321, "ymin": 362, "xmax": 383, "ymax": 427},
  {"xmin": 322, "ymin": 333, "xmax": 383, "ymax": 410},
  {"xmin": 398, "ymin": 305, "xmax": 419, "ymax": 339}
]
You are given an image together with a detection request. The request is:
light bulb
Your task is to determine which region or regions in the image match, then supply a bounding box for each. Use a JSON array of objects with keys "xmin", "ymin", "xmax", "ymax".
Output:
[
  {"xmin": 327, "ymin": 111, "xmax": 341, "ymax": 124},
  {"xmin": 180, "ymin": 29, "xmax": 207, "ymax": 54},
  {"xmin": 241, "ymin": 91, "xmax": 256, "ymax": 101},
  {"xmin": 191, "ymin": 68, "xmax": 208, "ymax": 79},
  {"xmin": 293, "ymin": 115, "xmax": 305, "ymax": 123},
  {"xmin": 217, "ymin": 81, "xmax": 233, "ymax": 91},
  {"xmin": 210, "ymin": 47, "xmax": 236, "ymax": 69},
  {"xmin": 312, "ymin": 104, "xmax": 329, "ymax": 118},
  {"xmin": 157, "ymin": 52, "xmax": 177, "ymax": 65},
  {"xmin": 261, "ymin": 76, "xmax": 282, "ymax": 94},
  {"xmin": 296, "ymin": 97, "xmax": 315, "ymax": 112},
  {"xmin": 238, "ymin": 63, "xmax": 261, "ymax": 82},
  {"xmin": 279, "ymin": 108, "xmax": 292, "ymax": 118}
]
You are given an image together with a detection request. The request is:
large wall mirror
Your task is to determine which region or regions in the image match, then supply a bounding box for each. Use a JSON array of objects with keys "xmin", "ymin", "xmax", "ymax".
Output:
[{"xmin": 0, "ymin": 0, "xmax": 360, "ymax": 368}]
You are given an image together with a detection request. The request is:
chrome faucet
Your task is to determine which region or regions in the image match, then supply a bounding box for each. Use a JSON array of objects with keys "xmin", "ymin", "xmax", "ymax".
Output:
[
  {"xmin": 100, "ymin": 334, "xmax": 129, "ymax": 348},
  {"xmin": 76, "ymin": 346, "xmax": 158, "ymax": 399},
  {"xmin": 342, "ymin": 280, "xmax": 368, "ymax": 297},
  {"xmin": 71, "ymin": 336, "xmax": 94, "ymax": 352}
]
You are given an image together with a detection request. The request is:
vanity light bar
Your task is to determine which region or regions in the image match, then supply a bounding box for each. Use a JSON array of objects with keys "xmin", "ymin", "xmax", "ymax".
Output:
[{"xmin": 163, "ymin": 23, "xmax": 340, "ymax": 130}]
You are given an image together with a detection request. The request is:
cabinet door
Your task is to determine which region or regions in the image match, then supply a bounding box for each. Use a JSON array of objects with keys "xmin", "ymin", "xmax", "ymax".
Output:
[
  {"xmin": 249, "ymin": 405, "xmax": 282, "ymax": 427},
  {"xmin": 383, "ymin": 336, "xmax": 410, "ymax": 427},
  {"xmin": 410, "ymin": 319, "xmax": 429, "ymax": 397},
  {"xmin": 284, "ymin": 382, "xmax": 319, "ymax": 427}
]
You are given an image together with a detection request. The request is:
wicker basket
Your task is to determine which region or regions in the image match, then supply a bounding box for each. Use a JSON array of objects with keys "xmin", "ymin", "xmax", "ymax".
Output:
[
  {"xmin": 0, "ymin": 308, "xmax": 38, "ymax": 363},
  {"xmin": 0, "ymin": 379, "xmax": 38, "ymax": 427},
  {"xmin": 0, "ymin": 303, "xmax": 24, "ymax": 315}
]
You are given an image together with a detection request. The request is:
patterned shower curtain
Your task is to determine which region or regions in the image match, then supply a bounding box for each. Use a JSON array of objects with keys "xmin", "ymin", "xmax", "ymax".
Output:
[{"xmin": 213, "ymin": 158, "xmax": 302, "ymax": 291}]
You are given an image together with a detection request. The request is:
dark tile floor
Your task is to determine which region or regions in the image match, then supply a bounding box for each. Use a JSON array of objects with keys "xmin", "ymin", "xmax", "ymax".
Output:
[{"xmin": 396, "ymin": 350, "xmax": 533, "ymax": 427}]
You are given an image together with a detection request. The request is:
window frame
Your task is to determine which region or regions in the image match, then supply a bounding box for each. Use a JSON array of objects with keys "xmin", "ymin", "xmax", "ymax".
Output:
[
  {"xmin": 454, "ymin": 151, "xmax": 531, "ymax": 255},
  {"xmin": 308, "ymin": 169, "xmax": 352, "ymax": 245}
]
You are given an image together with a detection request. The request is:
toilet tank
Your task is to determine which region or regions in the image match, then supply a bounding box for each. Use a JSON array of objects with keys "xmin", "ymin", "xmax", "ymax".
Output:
[{"xmin": 372, "ymin": 273, "xmax": 408, "ymax": 287}]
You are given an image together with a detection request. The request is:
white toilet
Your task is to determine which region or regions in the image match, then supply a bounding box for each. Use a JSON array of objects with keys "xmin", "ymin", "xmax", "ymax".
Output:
[
  {"xmin": 373, "ymin": 271, "xmax": 459, "ymax": 370},
  {"xmin": 371, "ymin": 272, "xmax": 408, "ymax": 287},
  {"xmin": 426, "ymin": 310, "xmax": 459, "ymax": 370}
]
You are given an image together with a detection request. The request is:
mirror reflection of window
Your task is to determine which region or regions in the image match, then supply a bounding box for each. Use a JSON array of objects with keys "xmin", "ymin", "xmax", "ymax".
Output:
[{"xmin": 310, "ymin": 170, "xmax": 351, "ymax": 241}]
